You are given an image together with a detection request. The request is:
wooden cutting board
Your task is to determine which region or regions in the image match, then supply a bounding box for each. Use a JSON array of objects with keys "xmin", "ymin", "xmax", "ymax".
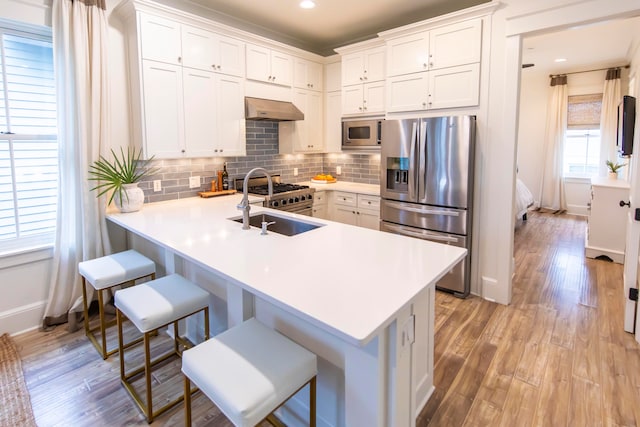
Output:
[{"xmin": 198, "ymin": 189, "xmax": 237, "ymax": 198}]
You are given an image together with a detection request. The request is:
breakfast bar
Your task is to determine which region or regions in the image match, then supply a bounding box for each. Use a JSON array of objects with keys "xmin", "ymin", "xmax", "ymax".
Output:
[{"xmin": 107, "ymin": 194, "xmax": 466, "ymax": 427}]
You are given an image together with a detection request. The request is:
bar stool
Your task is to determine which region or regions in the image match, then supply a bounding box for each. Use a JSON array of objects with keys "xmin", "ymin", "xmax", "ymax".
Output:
[
  {"xmin": 79, "ymin": 249, "xmax": 156, "ymax": 359},
  {"xmin": 182, "ymin": 318, "xmax": 317, "ymax": 427},
  {"xmin": 114, "ymin": 273, "xmax": 210, "ymax": 423}
]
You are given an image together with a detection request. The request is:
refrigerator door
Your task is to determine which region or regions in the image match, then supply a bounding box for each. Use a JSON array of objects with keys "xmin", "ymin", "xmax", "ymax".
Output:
[
  {"xmin": 381, "ymin": 119, "xmax": 419, "ymax": 202},
  {"xmin": 417, "ymin": 116, "xmax": 475, "ymax": 209},
  {"xmin": 381, "ymin": 221, "xmax": 469, "ymax": 296}
]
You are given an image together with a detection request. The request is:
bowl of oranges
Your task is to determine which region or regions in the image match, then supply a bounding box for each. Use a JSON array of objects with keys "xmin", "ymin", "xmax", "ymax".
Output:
[{"xmin": 311, "ymin": 173, "xmax": 337, "ymax": 184}]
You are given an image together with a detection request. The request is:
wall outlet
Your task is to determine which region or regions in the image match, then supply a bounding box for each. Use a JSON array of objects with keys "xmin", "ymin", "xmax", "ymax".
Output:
[
  {"xmin": 153, "ymin": 180, "xmax": 161, "ymax": 192},
  {"xmin": 293, "ymin": 167, "xmax": 298, "ymax": 176},
  {"xmin": 189, "ymin": 176, "xmax": 200, "ymax": 188},
  {"xmin": 336, "ymin": 166, "xmax": 342, "ymax": 175}
]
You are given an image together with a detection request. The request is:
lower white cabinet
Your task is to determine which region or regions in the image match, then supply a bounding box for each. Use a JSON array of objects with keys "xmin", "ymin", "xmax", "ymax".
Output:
[
  {"xmin": 332, "ymin": 191, "xmax": 380, "ymax": 230},
  {"xmin": 312, "ymin": 190, "xmax": 328, "ymax": 219},
  {"xmin": 585, "ymin": 177, "xmax": 630, "ymax": 264}
]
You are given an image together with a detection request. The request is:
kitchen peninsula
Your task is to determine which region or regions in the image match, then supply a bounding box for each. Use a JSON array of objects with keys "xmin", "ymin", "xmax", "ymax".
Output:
[{"xmin": 107, "ymin": 194, "xmax": 466, "ymax": 427}]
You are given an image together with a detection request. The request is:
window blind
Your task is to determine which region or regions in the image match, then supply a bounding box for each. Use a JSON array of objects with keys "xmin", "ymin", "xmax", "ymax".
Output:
[
  {"xmin": 567, "ymin": 93, "xmax": 602, "ymax": 130},
  {"xmin": 0, "ymin": 25, "xmax": 57, "ymax": 252}
]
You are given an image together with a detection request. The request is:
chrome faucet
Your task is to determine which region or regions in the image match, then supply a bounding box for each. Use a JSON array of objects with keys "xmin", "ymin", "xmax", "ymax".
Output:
[{"xmin": 237, "ymin": 167, "xmax": 273, "ymax": 230}]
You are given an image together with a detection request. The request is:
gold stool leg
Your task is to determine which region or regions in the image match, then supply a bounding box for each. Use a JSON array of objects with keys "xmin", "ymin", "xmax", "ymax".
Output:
[
  {"xmin": 117, "ymin": 309, "xmax": 125, "ymax": 381},
  {"xmin": 204, "ymin": 307, "xmax": 210, "ymax": 340},
  {"xmin": 184, "ymin": 376, "xmax": 192, "ymax": 426},
  {"xmin": 144, "ymin": 331, "xmax": 153, "ymax": 423},
  {"xmin": 82, "ymin": 277, "xmax": 90, "ymax": 337},
  {"xmin": 310, "ymin": 376, "xmax": 316, "ymax": 427},
  {"xmin": 97, "ymin": 289, "xmax": 108, "ymax": 359}
]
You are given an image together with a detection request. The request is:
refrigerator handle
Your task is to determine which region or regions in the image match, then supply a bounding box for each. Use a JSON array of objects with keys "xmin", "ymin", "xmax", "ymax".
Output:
[
  {"xmin": 418, "ymin": 120, "xmax": 427, "ymax": 201},
  {"xmin": 409, "ymin": 121, "xmax": 418, "ymax": 199},
  {"xmin": 384, "ymin": 200, "xmax": 460, "ymax": 216},
  {"xmin": 384, "ymin": 223, "xmax": 460, "ymax": 243}
]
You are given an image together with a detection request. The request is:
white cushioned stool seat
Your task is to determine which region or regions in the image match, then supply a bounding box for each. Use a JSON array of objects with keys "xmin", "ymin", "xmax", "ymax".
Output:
[
  {"xmin": 115, "ymin": 273, "xmax": 210, "ymax": 333},
  {"xmin": 79, "ymin": 249, "xmax": 155, "ymax": 290},
  {"xmin": 182, "ymin": 318, "xmax": 317, "ymax": 427}
]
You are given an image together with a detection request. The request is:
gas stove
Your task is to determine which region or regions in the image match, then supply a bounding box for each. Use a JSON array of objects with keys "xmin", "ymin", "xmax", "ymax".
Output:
[{"xmin": 234, "ymin": 174, "xmax": 315, "ymax": 215}]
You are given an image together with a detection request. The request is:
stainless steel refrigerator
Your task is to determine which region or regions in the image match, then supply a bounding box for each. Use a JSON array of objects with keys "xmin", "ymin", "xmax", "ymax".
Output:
[{"xmin": 380, "ymin": 116, "xmax": 475, "ymax": 297}]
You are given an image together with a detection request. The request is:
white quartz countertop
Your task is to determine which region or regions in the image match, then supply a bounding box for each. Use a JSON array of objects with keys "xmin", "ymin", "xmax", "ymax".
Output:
[
  {"xmin": 107, "ymin": 194, "xmax": 465, "ymax": 346},
  {"xmin": 297, "ymin": 180, "xmax": 380, "ymax": 196}
]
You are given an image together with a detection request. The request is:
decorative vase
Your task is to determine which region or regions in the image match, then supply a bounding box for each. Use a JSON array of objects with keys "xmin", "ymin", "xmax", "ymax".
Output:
[
  {"xmin": 608, "ymin": 172, "xmax": 618, "ymax": 180},
  {"xmin": 115, "ymin": 183, "xmax": 145, "ymax": 212}
]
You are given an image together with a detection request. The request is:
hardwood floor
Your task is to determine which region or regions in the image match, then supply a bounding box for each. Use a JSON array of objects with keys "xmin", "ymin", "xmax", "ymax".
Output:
[{"xmin": 13, "ymin": 211, "xmax": 640, "ymax": 426}]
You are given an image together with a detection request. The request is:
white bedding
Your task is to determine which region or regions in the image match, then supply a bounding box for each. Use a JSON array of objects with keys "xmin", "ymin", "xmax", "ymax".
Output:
[{"xmin": 515, "ymin": 178, "xmax": 534, "ymax": 220}]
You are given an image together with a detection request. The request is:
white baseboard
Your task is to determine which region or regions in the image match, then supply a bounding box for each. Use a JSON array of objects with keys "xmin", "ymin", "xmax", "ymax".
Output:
[{"xmin": 0, "ymin": 300, "xmax": 46, "ymax": 336}]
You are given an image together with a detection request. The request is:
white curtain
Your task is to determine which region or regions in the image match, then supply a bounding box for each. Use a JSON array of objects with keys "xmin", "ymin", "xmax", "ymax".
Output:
[
  {"xmin": 599, "ymin": 68, "xmax": 622, "ymax": 176},
  {"xmin": 43, "ymin": 0, "xmax": 112, "ymax": 331},
  {"xmin": 539, "ymin": 75, "xmax": 568, "ymax": 213}
]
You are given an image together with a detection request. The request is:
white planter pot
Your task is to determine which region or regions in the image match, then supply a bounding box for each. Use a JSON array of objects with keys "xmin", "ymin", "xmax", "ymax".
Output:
[
  {"xmin": 608, "ymin": 172, "xmax": 618, "ymax": 180},
  {"xmin": 115, "ymin": 183, "xmax": 145, "ymax": 212}
]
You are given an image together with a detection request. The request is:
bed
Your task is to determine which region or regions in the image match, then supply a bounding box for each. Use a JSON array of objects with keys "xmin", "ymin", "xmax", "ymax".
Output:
[{"xmin": 515, "ymin": 178, "xmax": 535, "ymax": 221}]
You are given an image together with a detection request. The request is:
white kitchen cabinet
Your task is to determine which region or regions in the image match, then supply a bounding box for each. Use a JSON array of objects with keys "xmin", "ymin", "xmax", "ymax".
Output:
[
  {"xmin": 585, "ymin": 177, "xmax": 630, "ymax": 264},
  {"xmin": 312, "ymin": 190, "xmax": 328, "ymax": 219},
  {"xmin": 324, "ymin": 61, "xmax": 341, "ymax": 92},
  {"xmin": 385, "ymin": 19, "xmax": 482, "ymax": 77},
  {"xmin": 182, "ymin": 68, "xmax": 217, "ymax": 157},
  {"xmin": 246, "ymin": 43, "xmax": 292, "ymax": 87},
  {"xmin": 324, "ymin": 90, "xmax": 342, "ymax": 153},
  {"xmin": 141, "ymin": 60, "xmax": 185, "ymax": 158},
  {"xmin": 279, "ymin": 89, "xmax": 323, "ymax": 153},
  {"xmin": 213, "ymin": 74, "xmax": 246, "ymax": 156},
  {"xmin": 342, "ymin": 47, "xmax": 385, "ymax": 86},
  {"xmin": 386, "ymin": 63, "xmax": 479, "ymax": 112},
  {"xmin": 342, "ymin": 81, "xmax": 385, "ymax": 116},
  {"xmin": 332, "ymin": 191, "xmax": 380, "ymax": 230},
  {"xmin": 294, "ymin": 57, "xmax": 323, "ymax": 91},
  {"xmin": 139, "ymin": 15, "xmax": 244, "ymax": 77}
]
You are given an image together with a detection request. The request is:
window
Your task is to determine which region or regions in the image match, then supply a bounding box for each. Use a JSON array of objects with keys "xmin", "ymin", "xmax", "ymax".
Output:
[
  {"xmin": 563, "ymin": 93, "xmax": 602, "ymax": 178},
  {"xmin": 0, "ymin": 21, "xmax": 57, "ymax": 253}
]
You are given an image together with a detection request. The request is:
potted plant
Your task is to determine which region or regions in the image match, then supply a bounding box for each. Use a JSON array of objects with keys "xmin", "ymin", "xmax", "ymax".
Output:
[
  {"xmin": 88, "ymin": 147, "xmax": 157, "ymax": 212},
  {"xmin": 606, "ymin": 160, "xmax": 626, "ymax": 180}
]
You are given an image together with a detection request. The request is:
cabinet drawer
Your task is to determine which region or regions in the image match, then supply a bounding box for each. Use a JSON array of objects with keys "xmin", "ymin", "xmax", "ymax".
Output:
[
  {"xmin": 334, "ymin": 191, "xmax": 357, "ymax": 207},
  {"xmin": 358, "ymin": 194, "xmax": 380, "ymax": 210},
  {"xmin": 313, "ymin": 191, "xmax": 327, "ymax": 206}
]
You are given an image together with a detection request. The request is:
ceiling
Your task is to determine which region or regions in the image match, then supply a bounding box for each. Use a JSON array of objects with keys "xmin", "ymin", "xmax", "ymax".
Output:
[
  {"xmin": 185, "ymin": 0, "xmax": 489, "ymax": 56},
  {"xmin": 521, "ymin": 16, "xmax": 640, "ymax": 75}
]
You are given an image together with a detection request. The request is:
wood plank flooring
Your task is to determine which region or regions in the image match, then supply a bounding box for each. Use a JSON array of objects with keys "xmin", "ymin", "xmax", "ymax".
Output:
[{"xmin": 12, "ymin": 211, "xmax": 640, "ymax": 426}]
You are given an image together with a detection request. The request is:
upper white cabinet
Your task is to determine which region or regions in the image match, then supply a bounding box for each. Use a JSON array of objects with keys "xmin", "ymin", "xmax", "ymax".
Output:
[
  {"xmin": 127, "ymin": 11, "xmax": 246, "ymax": 158},
  {"xmin": 139, "ymin": 14, "xmax": 245, "ymax": 77},
  {"xmin": 386, "ymin": 19, "xmax": 482, "ymax": 77},
  {"xmin": 279, "ymin": 89, "xmax": 323, "ymax": 153},
  {"xmin": 342, "ymin": 46, "xmax": 385, "ymax": 86},
  {"xmin": 342, "ymin": 82, "xmax": 385, "ymax": 115},
  {"xmin": 246, "ymin": 43, "xmax": 293, "ymax": 87},
  {"xmin": 294, "ymin": 57, "xmax": 323, "ymax": 91}
]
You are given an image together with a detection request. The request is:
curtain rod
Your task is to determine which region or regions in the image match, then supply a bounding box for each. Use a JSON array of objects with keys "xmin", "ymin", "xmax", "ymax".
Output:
[{"xmin": 549, "ymin": 64, "xmax": 629, "ymax": 78}]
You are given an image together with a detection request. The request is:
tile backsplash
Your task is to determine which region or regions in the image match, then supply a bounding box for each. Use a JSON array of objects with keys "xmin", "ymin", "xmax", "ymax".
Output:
[{"xmin": 139, "ymin": 120, "xmax": 380, "ymax": 203}]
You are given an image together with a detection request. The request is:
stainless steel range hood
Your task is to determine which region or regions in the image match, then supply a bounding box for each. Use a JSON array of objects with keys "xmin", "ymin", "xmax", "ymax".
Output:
[{"xmin": 245, "ymin": 97, "xmax": 304, "ymax": 121}]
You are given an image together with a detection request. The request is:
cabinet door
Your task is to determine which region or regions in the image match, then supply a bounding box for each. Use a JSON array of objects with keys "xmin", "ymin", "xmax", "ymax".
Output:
[
  {"xmin": 324, "ymin": 91, "xmax": 342, "ymax": 152},
  {"xmin": 294, "ymin": 58, "xmax": 323, "ymax": 91},
  {"xmin": 429, "ymin": 19, "xmax": 482, "ymax": 70},
  {"xmin": 141, "ymin": 60, "xmax": 184, "ymax": 158},
  {"xmin": 386, "ymin": 33, "xmax": 429, "ymax": 77},
  {"xmin": 342, "ymin": 53, "xmax": 365, "ymax": 86},
  {"xmin": 181, "ymin": 25, "xmax": 216, "ymax": 72},
  {"xmin": 182, "ymin": 68, "xmax": 216, "ymax": 157},
  {"xmin": 428, "ymin": 63, "xmax": 480, "ymax": 109},
  {"xmin": 288, "ymin": 90, "xmax": 323, "ymax": 152},
  {"xmin": 139, "ymin": 14, "xmax": 181, "ymax": 65},
  {"xmin": 270, "ymin": 50, "xmax": 292, "ymax": 86},
  {"xmin": 334, "ymin": 205, "xmax": 357, "ymax": 226},
  {"xmin": 215, "ymin": 74, "xmax": 246, "ymax": 156},
  {"xmin": 312, "ymin": 204, "xmax": 328, "ymax": 220},
  {"xmin": 216, "ymin": 35, "xmax": 245, "ymax": 77},
  {"xmin": 245, "ymin": 43, "xmax": 271, "ymax": 83},
  {"xmin": 363, "ymin": 47, "xmax": 386, "ymax": 83},
  {"xmin": 342, "ymin": 85, "xmax": 364, "ymax": 115},
  {"xmin": 357, "ymin": 209, "xmax": 380, "ymax": 230},
  {"xmin": 387, "ymin": 73, "xmax": 429, "ymax": 113},
  {"xmin": 363, "ymin": 81, "xmax": 385, "ymax": 114},
  {"xmin": 324, "ymin": 61, "xmax": 341, "ymax": 92}
]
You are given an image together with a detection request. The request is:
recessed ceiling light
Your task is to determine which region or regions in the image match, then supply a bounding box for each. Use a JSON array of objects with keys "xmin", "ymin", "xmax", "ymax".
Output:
[
  {"xmin": 554, "ymin": 58, "xmax": 567, "ymax": 63},
  {"xmin": 300, "ymin": 0, "xmax": 316, "ymax": 9}
]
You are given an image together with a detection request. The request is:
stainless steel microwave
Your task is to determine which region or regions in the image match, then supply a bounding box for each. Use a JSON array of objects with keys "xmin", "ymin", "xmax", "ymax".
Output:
[{"xmin": 342, "ymin": 119, "xmax": 383, "ymax": 150}]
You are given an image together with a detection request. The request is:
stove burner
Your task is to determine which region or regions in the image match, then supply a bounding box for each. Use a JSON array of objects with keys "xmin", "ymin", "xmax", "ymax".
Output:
[{"xmin": 248, "ymin": 183, "xmax": 310, "ymax": 195}]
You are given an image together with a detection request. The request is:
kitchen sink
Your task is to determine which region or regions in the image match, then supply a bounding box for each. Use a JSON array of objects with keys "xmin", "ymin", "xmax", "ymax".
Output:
[{"xmin": 230, "ymin": 212, "xmax": 324, "ymax": 236}]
